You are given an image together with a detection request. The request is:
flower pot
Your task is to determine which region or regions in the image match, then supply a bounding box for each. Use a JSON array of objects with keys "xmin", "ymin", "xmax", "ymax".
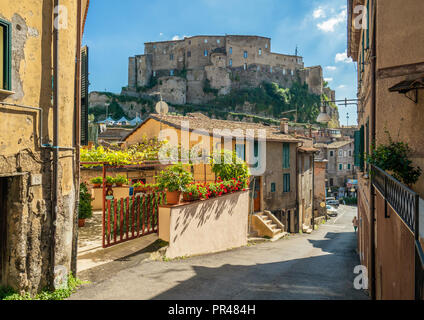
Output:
[
  {"xmin": 166, "ymin": 190, "xmax": 181, "ymax": 205},
  {"xmin": 78, "ymin": 219, "xmax": 86, "ymax": 227},
  {"xmin": 116, "ymin": 183, "xmax": 123, "ymax": 187},
  {"xmin": 93, "ymin": 184, "xmax": 101, "ymax": 188}
]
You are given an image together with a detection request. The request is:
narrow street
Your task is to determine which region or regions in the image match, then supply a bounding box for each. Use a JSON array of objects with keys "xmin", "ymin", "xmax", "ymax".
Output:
[{"xmin": 70, "ymin": 205, "xmax": 368, "ymax": 300}]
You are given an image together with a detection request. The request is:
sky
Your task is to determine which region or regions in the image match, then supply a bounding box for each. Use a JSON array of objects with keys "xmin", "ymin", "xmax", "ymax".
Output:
[{"xmin": 83, "ymin": 0, "xmax": 358, "ymax": 126}]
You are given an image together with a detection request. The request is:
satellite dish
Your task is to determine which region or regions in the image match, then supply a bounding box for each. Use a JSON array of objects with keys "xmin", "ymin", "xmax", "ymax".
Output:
[{"xmin": 155, "ymin": 100, "xmax": 169, "ymax": 115}]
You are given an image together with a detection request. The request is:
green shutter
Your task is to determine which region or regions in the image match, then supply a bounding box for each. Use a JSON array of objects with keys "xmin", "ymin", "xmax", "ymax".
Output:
[
  {"xmin": 354, "ymin": 130, "xmax": 361, "ymax": 167},
  {"xmin": 254, "ymin": 140, "xmax": 259, "ymax": 168},
  {"xmin": 0, "ymin": 18, "xmax": 12, "ymax": 91},
  {"xmin": 283, "ymin": 174, "xmax": 290, "ymax": 192},
  {"xmin": 283, "ymin": 143, "xmax": 290, "ymax": 169},
  {"xmin": 81, "ymin": 46, "xmax": 89, "ymax": 145},
  {"xmin": 271, "ymin": 183, "xmax": 276, "ymax": 193}
]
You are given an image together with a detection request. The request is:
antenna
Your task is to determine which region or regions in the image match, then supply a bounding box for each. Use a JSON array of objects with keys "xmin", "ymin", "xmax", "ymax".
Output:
[{"xmin": 295, "ymin": 45, "xmax": 298, "ymax": 57}]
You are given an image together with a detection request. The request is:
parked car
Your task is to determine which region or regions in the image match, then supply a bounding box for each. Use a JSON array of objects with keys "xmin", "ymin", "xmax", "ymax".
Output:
[
  {"xmin": 326, "ymin": 198, "xmax": 340, "ymax": 208},
  {"xmin": 326, "ymin": 205, "xmax": 338, "ymax": 217}
]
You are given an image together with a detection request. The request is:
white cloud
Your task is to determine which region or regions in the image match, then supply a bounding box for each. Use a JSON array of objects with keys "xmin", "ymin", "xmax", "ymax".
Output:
[
  {"xmin": 313, "ymin": 7, "xmax": 325, "ymax": 19},
  {"xmin": 159, "ymin": 32, "xmax": 164, "ymax": 36},
  {"xmin": 324, "ymin": 78, "xmax": 333, "ymax": 82},
  {"xmin": 335, "ymin": 50, "xmax": 353, "ymax": 63},
  {"xmin": 317, "ymin": 9, "xmax": 346, "ymax": 32},
  {"xmin": 172, "ymin": 35, "xmax": 181, "ymax": 40},
  {"xmin": 338, "ymin": 85, "xmax": 347, "ymax": 89},
  {"xmin": 325, "ymin": 66, "xmax": 337, "ymax": 71}
]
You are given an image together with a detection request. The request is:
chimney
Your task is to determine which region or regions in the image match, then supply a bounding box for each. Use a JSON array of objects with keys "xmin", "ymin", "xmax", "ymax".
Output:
[{"xmin": 280, "ymin": 118, "xmax": 289, "ymax": 134}]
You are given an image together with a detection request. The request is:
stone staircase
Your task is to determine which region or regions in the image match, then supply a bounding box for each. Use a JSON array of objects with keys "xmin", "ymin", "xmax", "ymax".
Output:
[{"xmin": 251, "ymin": 211, "xmax": 285, "ymax": 238}]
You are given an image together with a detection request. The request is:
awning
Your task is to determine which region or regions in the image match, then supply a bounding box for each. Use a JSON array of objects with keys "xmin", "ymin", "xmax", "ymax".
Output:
[{"xmin": 389, "ymin": 77, "xmax": 424, "ymax": 94}]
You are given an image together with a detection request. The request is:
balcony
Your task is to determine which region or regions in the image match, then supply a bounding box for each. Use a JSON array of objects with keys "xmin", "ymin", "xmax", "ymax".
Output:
[{"xmin": 371, "ymin": 165, "xmax": 424, "ymax": 299}]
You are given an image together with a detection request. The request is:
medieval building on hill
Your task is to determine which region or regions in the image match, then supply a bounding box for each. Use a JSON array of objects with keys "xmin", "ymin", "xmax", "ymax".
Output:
[{"xmin": 124, "ymin": 35, "xmax": 333, "ymax": 106}]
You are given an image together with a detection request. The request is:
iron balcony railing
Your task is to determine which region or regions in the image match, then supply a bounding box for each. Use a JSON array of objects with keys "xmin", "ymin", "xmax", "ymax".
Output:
[{"xmin": 371, "ymin": 164, "xmax": 418, "ymax": 233}]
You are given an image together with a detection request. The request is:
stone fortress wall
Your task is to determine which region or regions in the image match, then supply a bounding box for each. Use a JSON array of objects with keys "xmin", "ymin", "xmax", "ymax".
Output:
[{"xmin": 126, "ymin": 35, "xmax": 329, "ymax": 105}]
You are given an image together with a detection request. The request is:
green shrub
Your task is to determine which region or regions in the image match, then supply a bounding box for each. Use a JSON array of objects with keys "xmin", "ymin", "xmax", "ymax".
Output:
[
  {"xmin": 210, "ymin": 150, "xmax": 250, "ymax": 186},
  {"xmin": 90, "ymin": 177, "xmax": 103, "ymax": 184},
  {"xmin": 114, "ymin": 175, "xmax": 128, "ymax": 185},
  {"xmin": 156, "ymin": 163, "xmax": 194, "ymax": 192},
  {"xmin": 79, "ymin": 182, "xmax": 93, "ymax": 220}
]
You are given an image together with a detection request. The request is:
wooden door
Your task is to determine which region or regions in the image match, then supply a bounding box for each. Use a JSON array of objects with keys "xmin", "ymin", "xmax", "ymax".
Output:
[{"xmin": 253, "ymin": 177, "xmax": 261, "ymax": 212}]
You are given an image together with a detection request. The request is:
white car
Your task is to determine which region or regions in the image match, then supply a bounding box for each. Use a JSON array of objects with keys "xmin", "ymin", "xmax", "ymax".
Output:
[{"xmin": 326, "ymin": 205, "xmax": 338, "ymax": 217}]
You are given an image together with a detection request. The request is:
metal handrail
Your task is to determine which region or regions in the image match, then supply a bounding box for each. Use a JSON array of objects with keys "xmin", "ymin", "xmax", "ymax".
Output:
[{"xmin": 371, "ymin": 164, "xmax": 418, "ymax": 233}]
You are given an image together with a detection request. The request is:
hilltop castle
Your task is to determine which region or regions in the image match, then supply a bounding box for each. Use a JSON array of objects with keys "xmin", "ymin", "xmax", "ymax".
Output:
[{"xmin": 124, "ymin": 35, "xmax": 337, "ymax": 119}]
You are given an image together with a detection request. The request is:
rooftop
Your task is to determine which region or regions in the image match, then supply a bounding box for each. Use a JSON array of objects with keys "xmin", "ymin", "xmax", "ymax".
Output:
[{"xmin": 124, "ymin": 113, "xmax": 301, "ymax": 143}]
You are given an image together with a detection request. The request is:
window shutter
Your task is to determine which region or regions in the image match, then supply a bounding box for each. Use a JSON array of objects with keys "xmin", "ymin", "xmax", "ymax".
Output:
[
  {"xmin": 366, "ymin": 0, "xmax": 370, "ymax": 48},
  {"xmin": 81, "ymin": 46, "xmax": 89, "ymax": 146},
  {"xmin": 354, "ymin": 130, "xmax": 361, "ymax": 167},
  {"xmin": 254, "ymin": 140, "xmax": 259, "ymax": 168},
  {"xmin": 283, "ymin": 143, "xmax": 290, "ymax": 169}
]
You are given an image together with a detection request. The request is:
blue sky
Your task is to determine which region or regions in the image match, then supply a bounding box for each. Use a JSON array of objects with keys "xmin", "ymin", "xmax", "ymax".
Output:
[{"xmin": 83, "ymin": 0, "xmax": 358, "ymax": 125}]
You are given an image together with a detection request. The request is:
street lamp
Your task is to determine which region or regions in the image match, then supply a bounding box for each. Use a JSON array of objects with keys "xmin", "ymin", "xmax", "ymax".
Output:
[{"xmin": 316, "ymin": 101, "xmax": 331, "ymax": 124}]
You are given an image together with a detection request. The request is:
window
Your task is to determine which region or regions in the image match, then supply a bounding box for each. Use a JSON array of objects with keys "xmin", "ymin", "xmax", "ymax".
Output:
[
  {"xmin": 257, "ymin": 65, "xmax": 260, "ymax": 71},
  {"xmin": 170, "ymin": 69, "xmax": 174, "ymax": 76},
  {"xmin": 153, "ymin": 71, "xmax": 156, "ymax": 77},
  {"xmin": 344, "ymin": 151, "xmax": 347, "ymax": 157},
  {"xmin": 217, "ymin": 39, "xmax": 220, "ymax": 44},
  {"xmin": 271, "ymin": 183, "xmax": 276, "ymax": 193},
  {"xmin": 229, "ymin": 59, "xmax": 232, "ymax": 66},
  {"xmin": 243, "ymin": 63, "xmax": 247, "ymax": 70},
  {"xmin": 283, "ymin": 69, "xmax": 286, "ymax": 75},
  {"xmin": 339, "ymin": 164, "xmax": 343, "ymax": 171},
  {"xmin": 187, "ymin": 51, "xmax": 191, "ymax": 58},
  {"xmin": 259, "ymin": 48, "xmax": 262, "ymax": 56},
  {"xmin": 253, "ymin": 140, "xmax": 259, "ymax": 168},
  {"xmin": 204, "ymin": 49, "xmax": 208, "ymax": 57},
  {"xmin": 170, "ymin": 54, "xmax": 174, "ymax": 60},
  {"xmin": 330, "ymin": 178, "xmax": 334, "ymax": 186},
  {"xmin": 188, "ymin": 40, "xmax": 191, "ymax": 45},
  {"xmin": 330, "ymin": 150, "xmax": 334, "ymax": 157},
  {"xmin": 229, "ymin": 47, "xmax": 232, "ymax": 55},
  {"xmin": 348, "ymin": 164, "xmax": 351, "ymax": 170},
  {"xmin": 283, "ymin": 174, "xmax": 290, "ymax": 193},
  {"xmin": 339, "ymin": 150, "xmax": 343, "ymax": 157},
  {"xmin": 304, "ymin": 156, "xmax": 310, "ymax": 171},
  {"xmin": 270, "ymin": 66, "xmax": 273, "ymax": 73},
  {"xmin": 244, "ymin": 51, "xmax": 248, "ymax": 59},
  {"xmin": 291, "ymin": 69, "xmax": 294, "ymax": 76},
  {"xmin": 235, "ymin": 144, "xmax": 245, "ymax": 161},
  {"xmin": 153, "ymin": 44, "xmax": 156, "ymax": 49},
  {"xmin": 0, "ymin": 18, "xmax": 11, "ymax": 91},
  {"xmin": 283, "ymin": 143, "xmax": 290, "ymax": 169},
  {"xmin": 265, "ymin": 43, "xmax": 268, "ymax": 49},
  {"xmin": 349, "ymin": 150, "xmax": 352, "ymax": 157},
  {"xmin": 204, "ymin": 39, "xmax": 208, "ymax": 43}
]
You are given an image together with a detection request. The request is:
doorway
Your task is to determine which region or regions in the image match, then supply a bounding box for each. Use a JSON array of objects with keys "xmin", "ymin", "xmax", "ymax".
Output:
[
  {"xmin": 0, "ymin": 177, "xmax": 8, "ymax": 286},
  {"xmin": 253, "ymin": 177, "xmax": 261, "ymax": 212}
]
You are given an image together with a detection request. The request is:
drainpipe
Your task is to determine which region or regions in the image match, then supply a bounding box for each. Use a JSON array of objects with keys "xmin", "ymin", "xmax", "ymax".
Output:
[
  {"xmin": 369, "ymin": 1, "xmax": 377, "ymax": 300},
  {"xmin": 50, "ymin": 0, "xmax": 60, "ymax": 290},
  {"xmin": 71, "ymin": 0, "xmax": 82, "ymax": 277}
]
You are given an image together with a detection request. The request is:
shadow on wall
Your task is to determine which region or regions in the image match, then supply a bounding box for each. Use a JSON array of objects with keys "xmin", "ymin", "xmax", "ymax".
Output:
[
  {"xmin": 151, "ymin": 231, "xmax": 368, "ymax": 300},
  {"xmin": 173, "ymin": 196, "xmax": 238, "ymax": 243}
]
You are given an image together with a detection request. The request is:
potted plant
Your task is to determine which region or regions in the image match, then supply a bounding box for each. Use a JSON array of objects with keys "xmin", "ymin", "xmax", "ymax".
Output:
[
  {"xmin": 90, "ymin": 176, "xmax": 103, "ymax": 188},
  {"xmin": 182, "ymin": 184, "xmax": 200, "ymax": 202},
  {"xmin": 105, "ymin": 176, "xmax": 114, "ymax": 187},
  {"xmin": 133, "ymin": 181, "xmax": 144, "ymax": 193},
  {"xmin": 114, "ymin": 175, "xmax": 128, "ymax": 187},
  {"xmin": 78, "ymin": 182, "xmax": 93, "ymax": 227},
  {"xmin": 156, "ymin": 163, "xmax": 193, "ymax": 204}
]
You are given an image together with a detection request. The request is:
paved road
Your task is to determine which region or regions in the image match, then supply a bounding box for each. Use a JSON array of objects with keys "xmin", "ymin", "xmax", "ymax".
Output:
[{"xmin": 70, "ymin": 205, "xmax": 369, "ymax": 300}]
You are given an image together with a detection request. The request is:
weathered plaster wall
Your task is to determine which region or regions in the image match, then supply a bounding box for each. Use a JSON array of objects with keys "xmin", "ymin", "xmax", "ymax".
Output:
[{"xmin": 0, "ymin": 0, "xmax": 87, "ymax": 293}]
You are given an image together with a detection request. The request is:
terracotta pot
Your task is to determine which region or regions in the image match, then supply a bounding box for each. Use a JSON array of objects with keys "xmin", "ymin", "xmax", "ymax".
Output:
[
  {"xmin": 166, "ymin": 190, "xmax": 181, "ymax": 205},
  {"xmin": 78, "ymin": 219, "xmax": 85, "ymax": 227},
  {"xmin": 93, "ymin": 184, "xmax": 101, "ymax": 188},
  {"xmin": 116, "ymin": 183, "xmax": 123, "ymax": 187}
]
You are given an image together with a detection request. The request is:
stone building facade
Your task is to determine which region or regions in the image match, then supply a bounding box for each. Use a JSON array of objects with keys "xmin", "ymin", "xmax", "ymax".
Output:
[
  {"xmin": 0, "ymin": 0, "xmax": 89, "ymax": 294},
  {"xmin": 125, "ymin": 35, "xmax": 328, "ymax": 105}
]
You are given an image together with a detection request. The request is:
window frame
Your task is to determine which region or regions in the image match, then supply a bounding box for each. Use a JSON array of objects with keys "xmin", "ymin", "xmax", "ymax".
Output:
[
  {"xmin": 283, "ymin": 143, "xmax": 290, "ymax": 169},
  {"xmin": 0, "ymin": 18, "xmax": 12, "ymax": 91}
]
